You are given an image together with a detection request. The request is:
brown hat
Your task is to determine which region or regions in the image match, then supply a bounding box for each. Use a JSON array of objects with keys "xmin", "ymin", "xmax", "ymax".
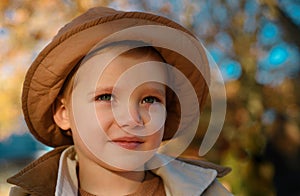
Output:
[{"xmin": 22, "ymin": 7, "xmax": 209, "ymax": 147}]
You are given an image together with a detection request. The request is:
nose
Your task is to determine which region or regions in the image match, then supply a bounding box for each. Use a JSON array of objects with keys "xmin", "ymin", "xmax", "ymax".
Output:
[{"xmin": 114, "ymin": 102, "xmax": 144, "ymax": 128}]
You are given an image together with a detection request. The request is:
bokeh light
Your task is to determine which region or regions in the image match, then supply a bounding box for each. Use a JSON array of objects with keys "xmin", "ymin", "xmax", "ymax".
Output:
[
  {"xmin": 262, "ymin": 109, "xmax": 276, "ymax": 125},
  {"xmin": 269, "ymin": 44, "xmax": 289, "ymax": 66},
  {"xmin": 259, "ymin": 22, "xmax": 281, "ymax": 46},
  {"xmin": 220, "ymin": 59, "xmax": 242, "ymax": 81},
  {"xmin": 279, "ymin": 0, "xmax": 300, "ymax": 25}
]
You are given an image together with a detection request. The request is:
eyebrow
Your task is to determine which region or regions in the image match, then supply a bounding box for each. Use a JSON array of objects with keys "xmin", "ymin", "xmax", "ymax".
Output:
[
  {"xmin": 88, "ymin": 84, "xmax": 166, "ymax": 97},
  {"xmin": 142, "ymin": 85, "xmax": 166, "ymax": 97},
  {"xmin": 88, "ymin": 86, "xmax": 116, "ymax": 96}
]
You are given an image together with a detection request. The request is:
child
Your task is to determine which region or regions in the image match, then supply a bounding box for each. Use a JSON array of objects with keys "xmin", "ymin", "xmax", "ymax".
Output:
[{"xmin": 8, "ymin": 7, "xmax": 232, "ymax": 195}]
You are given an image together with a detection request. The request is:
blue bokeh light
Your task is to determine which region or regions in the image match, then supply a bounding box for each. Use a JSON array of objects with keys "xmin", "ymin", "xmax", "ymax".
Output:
[
  {"xmin": 215, "ymin": 32, "xmax": 233, "ymax": 51},
  {"xmin": 0, "ymin": 27, "xmax": 9, "ymax": 36},
  {"xmin": 243, "ymin": 0, "xmax": 259, "ymax": 33},
  {"xmin": 207, "ymin": 45, "xmax": 225, "ymax": 63},
  {"xmin": 279, "ymin": 0, "xmax": 300, "ymax": 26},
  {"xmin": 244, "ymin": 14, "xmax": 257, "ymax": 33},
  {"xmin": 193, "ymin": 3, "xmax": 212, "ymax": 36},
  {"xmin": 257, "ymin": 42, "xmax": 300, "ymax": 85},
  {"xmin": 212, "ymin": 3, "xmax": 228, "ymax": 27},
  {"xmin": 259, "ymin": 43, "xmax": 290, "ymax": 71},
  {"xmin": 256, "ymin": 69, "xmax": 285, "ymax": 86},
  {"xmin": 220, "ymin": 59, "xmax": 242, "ymax": 81},
  {"xmin": 244, "ymin": 0, "xmax": 259, "ymax": 15},
  {"xmin": 269, "ymin": 45, "xmax": 289, "ymax": 66},
  {"xmin": 259, "ymin": 22, "xmax": 280, "ymax": 45},
  {"xmin": 262, "ymin": 23, "xmax": 278, "ymax": 39},
  {"xmin": 285, "ymin": 4, "xmax": 300, "ymax": 25},
  {"xmin": 262, "ymin": 109, "xmax": 276, "ymax": 125}
]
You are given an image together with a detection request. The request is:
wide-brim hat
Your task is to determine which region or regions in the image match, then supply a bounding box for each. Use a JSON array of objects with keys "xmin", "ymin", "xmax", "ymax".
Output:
[{"xmin": 22, "ymin": 7, "xmax": 210, "ymax": 147}]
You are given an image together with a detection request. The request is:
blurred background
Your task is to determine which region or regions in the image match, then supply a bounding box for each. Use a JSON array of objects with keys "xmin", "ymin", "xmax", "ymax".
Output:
[{"xmin": 0, "ymin": 0, "xmax": 299, "ymax": 195}]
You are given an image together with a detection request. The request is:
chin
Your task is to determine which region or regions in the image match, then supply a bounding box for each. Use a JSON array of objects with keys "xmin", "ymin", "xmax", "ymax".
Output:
[{"xmin": 96, "ymin": 149, "xmax": 157, "ymax": 172}]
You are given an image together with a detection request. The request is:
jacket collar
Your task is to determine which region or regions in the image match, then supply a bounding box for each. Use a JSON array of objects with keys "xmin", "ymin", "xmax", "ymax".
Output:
[
  {"xmin": 56, "ymin": 146, "xmax": 221, "ymax": 196},
  {"xmin": 148, "ymin": 154, "xmax": 218, "ymax": 195},
  {"xmin": 7, "ymin": 145, "xmax": 69, "ymax": 196},
  {"xmin": 7, "ymin": 145, "xmax": 230, "ymax": 196}
]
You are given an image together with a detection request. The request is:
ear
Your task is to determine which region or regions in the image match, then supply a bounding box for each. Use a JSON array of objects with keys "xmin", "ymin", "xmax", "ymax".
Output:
[{"xmin": 53, "ymin": 98, "xmax": 71, "ymax": 131}]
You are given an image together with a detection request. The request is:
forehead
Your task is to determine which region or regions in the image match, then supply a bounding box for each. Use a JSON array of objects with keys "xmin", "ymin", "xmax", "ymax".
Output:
[
  {"xmin": 109, "ymin": 51, "xmax": 162, "ymax": 69},
  {"xmin": 71, "ymin": 46, "xmax": 168, "ymax": 95},
  {"xmin": 97, "ymin": 49, "xmax": 167, "ymax": 83}
]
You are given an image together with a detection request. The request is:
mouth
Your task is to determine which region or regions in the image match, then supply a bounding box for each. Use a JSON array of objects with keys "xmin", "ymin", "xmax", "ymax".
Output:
[{"xmin": 110, "ymin": 137, "xmax": 144, "ymax": 150}]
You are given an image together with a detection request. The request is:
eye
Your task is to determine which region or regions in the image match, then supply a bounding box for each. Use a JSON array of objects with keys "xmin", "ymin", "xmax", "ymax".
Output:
[
  {"xmin": 95, "ymin": 94, "xmax": 113, "ymax": 101},
  {"xmin": 141, "ymin": 96, "xmax": 160, "ymax": 104}
]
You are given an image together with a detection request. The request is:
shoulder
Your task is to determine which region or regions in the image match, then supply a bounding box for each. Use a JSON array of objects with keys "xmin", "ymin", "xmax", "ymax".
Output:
[
  {"xmin": 176, "ymin": 157, "xmax": 231, "ymax": 177},
  {"xmin": 149, "ymin": 154, "xmax": 232, "ymax": 195},
  {"xmin": 176, "ymin": 157, "xmax": 232, "ymax": 195},
  {"xmin": 7, "ymin": 145, "xmax": 70, "ymax": 196}
]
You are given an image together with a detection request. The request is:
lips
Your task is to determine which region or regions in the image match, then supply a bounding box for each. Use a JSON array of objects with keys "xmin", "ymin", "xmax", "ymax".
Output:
[{"xmin": 110, "ymin": 137, "xmax": 144, "ymax": 150}]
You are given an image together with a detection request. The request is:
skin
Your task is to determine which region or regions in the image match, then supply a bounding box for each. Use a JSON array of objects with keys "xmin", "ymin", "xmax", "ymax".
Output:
[{"xmin": 53, "ymin": 48, "xmax": 167, "ymax": 195}]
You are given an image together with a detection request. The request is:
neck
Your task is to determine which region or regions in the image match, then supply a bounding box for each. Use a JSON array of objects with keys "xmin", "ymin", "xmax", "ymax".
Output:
[{"xmin": 78, "ymin": 156, "xmax": 145, "ymax": 196}]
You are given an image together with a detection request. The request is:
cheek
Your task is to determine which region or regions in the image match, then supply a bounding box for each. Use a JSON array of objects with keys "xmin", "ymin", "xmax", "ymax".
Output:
[
  {"xmin": 95, "ymin": 105, "xmax": 114, "ymax": 132},
  {"xmin": 148, "ymin": 127, "xmax": 164, "ymax": 148}
]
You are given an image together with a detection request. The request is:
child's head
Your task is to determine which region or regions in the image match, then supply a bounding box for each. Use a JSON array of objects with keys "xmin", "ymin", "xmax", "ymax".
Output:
[
  {"xmin": 22, "ymin": 7, "xmax": 209, "ymax": 168},
  {"xmin": 54, "ymin": 42, "xmax": 168, "ymax": 170}
]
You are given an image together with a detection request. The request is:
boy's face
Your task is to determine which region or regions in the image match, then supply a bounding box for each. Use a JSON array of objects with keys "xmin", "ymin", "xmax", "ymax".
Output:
[{"xmin": 66, "ymin": 49, "xmax": 167, "ymax": 171}]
